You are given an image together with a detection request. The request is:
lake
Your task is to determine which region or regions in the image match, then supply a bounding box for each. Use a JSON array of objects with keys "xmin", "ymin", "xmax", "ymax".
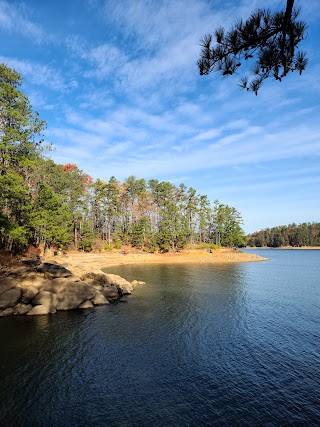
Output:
[{"xmin": 1, "ymin": 249, "xmax": 320, "ymax": 426}]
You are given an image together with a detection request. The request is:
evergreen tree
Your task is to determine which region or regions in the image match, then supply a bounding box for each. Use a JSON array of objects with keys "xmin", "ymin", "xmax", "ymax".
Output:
[
  {"xmin": 0, "ymin": 64, "xmax": 46, "ymax": 251},
  {"xmin": 198, "ymin": 1, "xmax": 307, "ymax": 94}
]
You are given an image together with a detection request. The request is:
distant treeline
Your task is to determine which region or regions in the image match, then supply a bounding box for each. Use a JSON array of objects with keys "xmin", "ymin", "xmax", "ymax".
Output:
[
  {"xmin": 246, "ymin": 223, "xmax": 320, "ymax": 247},
  {"xmin": 0, "ymin": 63, "xmax": 245, "ymax": 254}
]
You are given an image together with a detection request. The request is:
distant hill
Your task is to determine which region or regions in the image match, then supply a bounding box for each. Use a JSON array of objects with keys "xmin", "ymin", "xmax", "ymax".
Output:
[{"xmin": 246, "ymin": 222, "xmax": 320, "ymax": 247}]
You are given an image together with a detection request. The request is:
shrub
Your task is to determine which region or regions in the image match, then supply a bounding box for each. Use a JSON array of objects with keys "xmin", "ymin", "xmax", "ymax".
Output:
[
  {"xmin": 196, "ymin": 242, "xmax": 220, "ymax": 250},
  {"xmin": 113, "ymin": 240, "xmax": 122, "ymax": 249}
]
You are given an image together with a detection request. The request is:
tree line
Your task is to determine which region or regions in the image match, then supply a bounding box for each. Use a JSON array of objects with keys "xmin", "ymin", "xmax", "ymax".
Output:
[
  {"xmin": 0, "ymin": 64, "xmax": 245, "ymax": 254},
  {"xmin": 246, "ymin": 223, "xmax": 320, "ymax": 247}
]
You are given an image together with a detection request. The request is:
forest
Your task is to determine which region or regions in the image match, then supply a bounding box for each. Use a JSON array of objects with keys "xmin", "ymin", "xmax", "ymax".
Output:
[
  {"xmin": 0, "ymin": 64, "xmax": 245, "ymax": 254},
  {"xmin": 246, "ymin": 223, "xmax": 320, "ymax": 247}
]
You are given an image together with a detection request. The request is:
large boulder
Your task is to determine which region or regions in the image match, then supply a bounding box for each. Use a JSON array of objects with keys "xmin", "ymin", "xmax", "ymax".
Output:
[
  {"xmin": 27, "ymin": 305, "xmax": 56, "ymax": 315},
  {"xmin": 33, "ymin": 291, "xmax": 58, "ymax": 308},
  {"xmin": 21, "ymin": 285, "xmax": 39, "ymax": 303},
  {"xmin": 0, "ymin": 288, "xmax": 22, "ymax": 309},
  {"xmin": 37, "ymin": 263, "xmax": 72, "ymax": 278},
  {"xmin": 40, "ymin": 278, "xmax": 96, "ymax": 310}
]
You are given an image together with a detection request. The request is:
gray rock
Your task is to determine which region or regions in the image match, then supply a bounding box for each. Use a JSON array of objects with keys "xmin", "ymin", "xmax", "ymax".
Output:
[
  {"xmin": 41, "ymin": 278, "xmax": 96, "ymax": 310},
  {"xmin": 14, "ymin": 303, "xmax": 33, "ymax": 315},
  {"xmin": 0, "ymin": 288, "xmax": 22, "ymax": 309},
  {"xmin": 78, "ymin": 300, "xmax": 94, "ymax": 309},
  {"xmin": 27, "ymin": 305, "xmax": 56, "ymax": 315},
  {"xmin": 21, "ymin": 285, "xmax": 39, "ymax": 303},
  {"xmin": 33, "ymin": 291, "xmax": 58, "ymax": 308},
  {"xmin": 91, "ymin": 292, "xmax": 109, "ymax": 305},
  {"xmin": 0, "ymin": 307, "xmax": 14, "ymax": 317},
  {"xmin": 37, "ymin": 263, "xmax": 72, "ymax": 278}
]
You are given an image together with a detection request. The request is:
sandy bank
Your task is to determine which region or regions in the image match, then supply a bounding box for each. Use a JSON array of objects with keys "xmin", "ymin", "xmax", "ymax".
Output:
[{"xmin": 47, "ymin": 248, "xmax": 267, "ymax": 276}]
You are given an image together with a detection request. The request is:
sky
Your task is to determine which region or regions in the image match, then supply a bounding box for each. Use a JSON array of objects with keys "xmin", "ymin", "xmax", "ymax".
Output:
[{"xmin": 1, "ymin": 0, "xmax": 319, "ymax": 233}]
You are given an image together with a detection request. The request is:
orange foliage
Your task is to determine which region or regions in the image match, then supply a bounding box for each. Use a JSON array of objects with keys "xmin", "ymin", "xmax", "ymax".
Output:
[{"xmin": 62, "ymin": 163, "xmax": 77, "ymax": 172}]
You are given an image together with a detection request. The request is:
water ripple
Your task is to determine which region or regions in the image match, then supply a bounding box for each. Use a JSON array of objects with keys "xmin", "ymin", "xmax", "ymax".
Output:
[{"xmin": 1, "ymin": 253, "xmax": 320, "ymax": 426}]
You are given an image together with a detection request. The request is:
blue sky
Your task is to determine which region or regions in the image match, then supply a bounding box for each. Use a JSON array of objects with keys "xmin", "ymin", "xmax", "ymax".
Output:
[{"xmin": 1, "ymin": 0, "xmax": 319, "ymax": 233}]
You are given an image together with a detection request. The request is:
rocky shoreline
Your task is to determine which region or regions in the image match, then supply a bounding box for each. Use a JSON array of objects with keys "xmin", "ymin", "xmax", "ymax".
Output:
[
  {"xmin": 0, "ymin": 261, "xmax": 145, "ymax": 317},
  {"xmin": 0, "ymin": 248, "xmax": 267, "ymax": 317}
]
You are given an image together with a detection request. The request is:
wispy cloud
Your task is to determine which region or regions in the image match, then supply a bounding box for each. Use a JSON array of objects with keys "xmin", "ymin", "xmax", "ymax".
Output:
[
  {"xmin": 0, "ymin": 56, "xmax": 77, "ymax": 92},
  {"xmin": 0, "ymin": 0, "xmax": 46, "ymax": 42},
  {"xmin": 2, "ymin": 0, "xmax": 320, "ymax": 232}
]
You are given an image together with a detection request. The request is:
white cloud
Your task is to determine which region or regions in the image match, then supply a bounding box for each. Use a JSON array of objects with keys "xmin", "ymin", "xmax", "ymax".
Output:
[
  {"xmin": 0, "ymin": 0, "xmax": 46, "ymax": 42},
  {"xmin": 0, "ymin": 56, "xmax": 77, "ymax": 92}
]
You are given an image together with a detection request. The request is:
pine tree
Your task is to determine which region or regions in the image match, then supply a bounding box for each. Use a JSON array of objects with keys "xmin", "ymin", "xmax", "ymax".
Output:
[{"xmin": 198, "ymin": 1, "xmax": 307, "ymax": 94}]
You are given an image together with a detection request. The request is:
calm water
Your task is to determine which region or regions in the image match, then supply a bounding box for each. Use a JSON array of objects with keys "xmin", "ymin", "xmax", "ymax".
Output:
[{"xmin": 1, "ymin": 249, "xmax": 320, "ymax": 426}]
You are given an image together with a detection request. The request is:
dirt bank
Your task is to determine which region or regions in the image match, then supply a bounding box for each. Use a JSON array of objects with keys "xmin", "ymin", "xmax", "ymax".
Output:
[{"xmin": 46, "ymin": 248, "xmax": 267, "ymax": 276}]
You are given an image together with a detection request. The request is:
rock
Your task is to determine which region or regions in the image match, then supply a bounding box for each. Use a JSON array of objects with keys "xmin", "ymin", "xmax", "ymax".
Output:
[
  {"xmin": 104, "ymin": 273, "xmax": 134, "ymax": 294},
  {"xmin": 0, "ymin": 276, "xmax": 20, "ymax": 291},
  {"xmin": 78, "ymin": 300, "xmax": 94, "ymax": 309},
  {"xmin": 21, "ymin": 285, "xmax": 39, "ymax": 303},
  {"xmin": 0, "ymin": 283, "xmax": 10, "ymax": 296},
  {"xmin": 22, "ymin": 258, "xmax": 42, "ymax": 267},
  {"xmin": 6, "ymin": 266, "xmax": 30, "ymax": 278},
  {"xmin": 27, "ymin": 305, "xmax": 56, "ymax": 315},
  {"xmin": 91, "ymin": 292, "xmax": 109, "ymax": 305},
  {"xmin": 14, "ymin": 303, "xmax": 33, "ymax": 315},
  {"xmin": 101, "ymin": 286, "xmax": 119, "ymax": 299},
  {"xmin": 40, "ymin": 278, "xmax": 96, "ymax": 310},
  {"xmin": 131, "ymin": 280, "xmax": 145, "ymax": 288},
  {"xmin": 37, "ymin": 263, "xmax": 72, "ymax": 278},
  {"xmin": 20, "ymin": 274, "xmax": 46, "ymax": 287},
  {"xmin": 0, "ymin": 307, "xmax": 14, "ymax": 317},
  {"xmin": 80, "ymin": 272, "xmax": 110, "ymax": 286},
  {"xmin": 0, "ymin": 288, "xmax": 22, "ymax": 309},
  {"xmin": 33, "ymin": 291, "xmax": 58, "ymax": 308}
]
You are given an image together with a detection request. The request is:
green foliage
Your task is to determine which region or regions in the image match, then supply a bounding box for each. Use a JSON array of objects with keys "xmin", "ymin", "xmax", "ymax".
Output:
[
  {"xmin": 209, "ymin": 201, "xmax": 245, "ymax": 247},
  {"xmin": 8, "ymin": 226, "xmax": 29, "ymax": 248},
  {"xmin": 195, "ymin": 242, "xmax": 220, "ymax": 250},
  {"xmin": 1, "ymin": 63, "xmax": 249, "ymax": 255},
  {"xmin": 78, "ymin": 221, "xmax": 95, "ymax": 252},
  {"xmin": 247, "ymin": 222, "xmax": 320, "ymax": 247},
  {"xmin": 198, "ymin": 1, "xmax": 307, "ymax": 94},
  {"xmin": 113, "ymin": 240, "xmax": 122, "ymax": 249}
]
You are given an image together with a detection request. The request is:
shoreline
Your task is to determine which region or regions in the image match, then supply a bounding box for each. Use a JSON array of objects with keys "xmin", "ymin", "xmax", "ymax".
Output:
[
  {"xmin": 47, "ymin": 248, "xmax": 267, "ymax": 276},
  {"xmin": 0, "ymin": 248, "xmax": 266, "ymax": 317},
  {"xmin": 245, "ymin": 246, "xmax": 320, "ymax": 250}
]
